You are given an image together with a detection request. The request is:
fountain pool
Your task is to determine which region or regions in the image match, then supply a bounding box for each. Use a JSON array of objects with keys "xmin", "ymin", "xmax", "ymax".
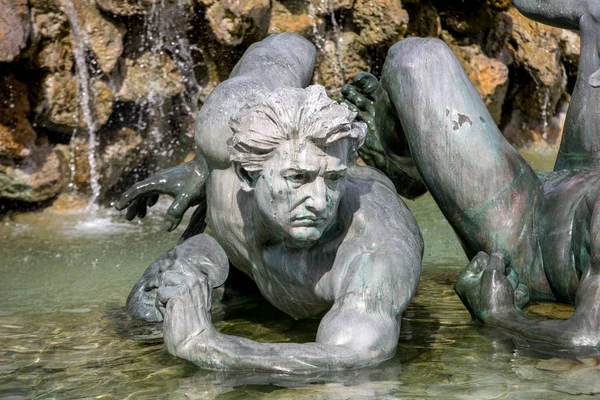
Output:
[{"xmin": 2, "ymin": 148, "xmax": 600, "ymax": 399}]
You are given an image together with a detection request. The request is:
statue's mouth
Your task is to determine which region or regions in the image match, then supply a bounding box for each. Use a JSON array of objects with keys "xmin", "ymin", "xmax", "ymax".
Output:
[{"xmin": 291, "ymin": 217, "xmax": 325, "ymax": 227}]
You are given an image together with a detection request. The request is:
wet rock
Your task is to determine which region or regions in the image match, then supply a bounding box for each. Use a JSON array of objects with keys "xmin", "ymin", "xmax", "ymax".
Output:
[
  {"xmin": 0, "ymin": 76, "xmax": 36, "ymax": 159},
  {"xmin": 315, "ymin": 31, "xmax": 369, "ymax": 96},
  {"xmin": 439, "ymin": 4, "xmax": 495, "ymax": 36},
  {"xmin": 406, "ymin": 2, "xmax": 441, "ymax": 38},
  {"xmin": 353, "ymin": 0, "xmax": 408, "ymax": 46},
  {"xmin": 505, "ymin": 7, "xmax": 566, "ymax": 121},
  {"xmin": 268, "ymin": 0, "xmax": 317, "ymax": 37},
  {"xmin": 95, "ymin": 0, "xmax": 154, "ymax": 16},
  {"xmin": 484, "ymin": 12, "xmax": 513, "ymax": 58},
  {"xmin": 486, "ymin": 0, "xmax": 511, "ymax": 11},
  {"xmin": 205, "ymin": 0, "xmax": 271, "ymax": 46},
  {"xmin": 33, "ymin": 34, "xmax": 74, "ymax": 71},
  {"xmin": 0, "ymin": 139, "xmax": 63, "ymax": 202},
  {"xmin": 309, "ymin": 0, "xmax": 354, "ymax": 15},
  {"xmin": 64, "ymin": 0, "xmax": 125, "ymax": 74},
  {"xmin": 560, "ymin": 29, "xmax": 580, "ymax": 81},
  {"xmin": 98, "ymin": 127, "xmax": 143, "ymax": 198},
  {"xmin": 453, "ymin": 44, "xmax": 509, "ymax": 123},
  {"xmin": 0, "ymin": 0, "xmax": 31, "ymax": 62},
  {"xmin": 30, "ymin": 4, "xmax": 68, "ymax": 41},
  {"xmin": 117, "ymin": 52, "xmax": 185, "ymax": 102},
  {"xmin": 37, "ymin": 72, "xmax": 114, "ymax": 133},
  {"xmin": 502, "ymin": 101, "xmax": 567, "ymax": 145}
]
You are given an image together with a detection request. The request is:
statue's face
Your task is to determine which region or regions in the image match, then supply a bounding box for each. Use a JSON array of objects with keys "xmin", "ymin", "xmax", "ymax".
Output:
[{"xmin": 253, "ymin": 139, "xmax": 349, "ymax": 246}]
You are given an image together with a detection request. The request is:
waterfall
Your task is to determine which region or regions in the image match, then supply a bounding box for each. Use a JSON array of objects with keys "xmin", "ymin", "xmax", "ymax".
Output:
[
  {"xmin": 135, "ymin": 0, "xmax": 202, "ymax": 165},
  {"xmin": 61, "ymin": 0, "xmax": 102, "ymax": 208},
  {"xmin": 307, "ymin": 0, "xmax": 346, "ymax": 86}
]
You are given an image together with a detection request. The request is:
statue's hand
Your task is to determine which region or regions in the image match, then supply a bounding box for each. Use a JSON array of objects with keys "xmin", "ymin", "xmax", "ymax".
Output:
[
  {"xmin": 126, "ymin": 234, "xmax": 228, "ymax": 323},
  {"xmin": 454, "ymin": 252, "xmax": 524, "ymax": 323},
  {"xmin": 340, "ymin": 73, "xmax": 386, "ymax": 168},
  {"xmin": 115, "ymin": 154, "xmax": 208, "ymax": 231},
  {"xmin": 156, "ymin": 261, "xmax": 214, "ymax": 353}
]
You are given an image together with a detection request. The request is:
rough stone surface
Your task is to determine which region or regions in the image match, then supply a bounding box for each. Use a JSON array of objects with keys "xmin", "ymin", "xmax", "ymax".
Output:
[
  {"xmin": 453, "ymin": 44, "xmax": 510, "ymax": 123},
  {"xmin": 0, "ymin": 76, "xmax": 36, "ymax": 159},
  {"xmin": 0, "ymin": 0, "xmax": 589, "ymax": 213},
  {"xmin": 0, "ymin": 139, "xmax": 63, "ymax": 202},
  {"xmin": 205, "ymin": 0, "xmax": 271, "ymax": 46},
  {"xmin": 439, "ymin": 3, "xmax": 495, "ymax": 35},
  {"xmin": 506, "ymin": 7, "xmax": 566, "ymax": 121},
  {"xmin": 0, "ymin": 0, "xmax": 31, "ymax": 62},
  {"xmin": 98, "ymin": 127, "xmax": 143, "ymax": 197},
  {"xmin": 117, "ymin": 52, "xmax": 185, "ymax": 102},
  {"xmin": 67, "ymin": 0, "xmax": 125, "ymax": 74},
  {"xmin": 310, "ymin": 0, "xmax": 354, "ymax": 15},
  {"xmin": 268, "ymin": 1, "xmax": 316, "ymax": 37},
  {"xmin": 95, "ymin": 0, "xmax": 154, "ymax": 16},
  {"xmin": 37, "ymin": 72, "xmax": 114, "ymax": 132},
  {"xmin": 406, "ymin": 2, "xmax": 441, "ymax": 38},
  {"xmin": 560, "ymin": 29, "xmax": 581, "ymax": 78},
  {"xmin": 315, "ymin": 31, "xmax": 369, "ymax": 95},
  {"xmin": 30, "ymin": 6, "xmax": 68, "ymax": 41},
  {"xmin": 33, "ymin": 34, "xmax": 74, "ymax": 71},
  {"xmin": 353, "ymin": 0, "xmax": 408, "ymax": 46}
]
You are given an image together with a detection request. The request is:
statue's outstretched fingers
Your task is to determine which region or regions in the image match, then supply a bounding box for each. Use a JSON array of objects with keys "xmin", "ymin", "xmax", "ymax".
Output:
[
  {"xmin": 137, "ymin": 202, "xmax": 148, "ymax": 219},
  {"xmin": 126, "ymin": 197, "xmax": 144, "ymax": 221},
  {"xmin": 162, "ymin": 192, "xmax": 190, "ymax": 231},
  {"xmin": 146, "ymin": 193, "xmax": 159, "ymax": 208},
  {"xmin": 352, "ymin": 72, "xmax": 380, "ymax": 100}
]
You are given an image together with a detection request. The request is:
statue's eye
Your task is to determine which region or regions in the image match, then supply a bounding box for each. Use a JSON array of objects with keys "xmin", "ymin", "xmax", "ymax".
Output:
[
  {"xmin": 285, "ymin": 173, "xmax": 307, "ymax": 184},
  {"xmin": 325, "ymin": 172, "xmax": 343, "ymax": 181}
]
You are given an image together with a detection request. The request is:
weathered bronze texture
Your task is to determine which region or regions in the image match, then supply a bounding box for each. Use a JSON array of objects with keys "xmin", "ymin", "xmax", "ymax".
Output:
[
  {"xmin": 116, "ymin": 34, "xmax": 423, "ymax": 372},
  {"xmin": 342, "ymin": 0, "xmax": 600, "ymax": 346}
]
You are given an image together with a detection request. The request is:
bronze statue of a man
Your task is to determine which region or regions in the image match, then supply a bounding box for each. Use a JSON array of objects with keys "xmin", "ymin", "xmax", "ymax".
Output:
[
  {"xmin": 342, "ymin": 0, "xmax": 600, "ymax": 345},
  {"xmin": 116, "ymin": 34, "xmax": 423, "ymax": 372}
]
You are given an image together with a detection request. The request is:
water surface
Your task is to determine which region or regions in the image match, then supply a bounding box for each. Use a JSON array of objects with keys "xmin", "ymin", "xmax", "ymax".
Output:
[{"xmin": 3, "ymin": 147, "xmax": 600, "ymax": 399}]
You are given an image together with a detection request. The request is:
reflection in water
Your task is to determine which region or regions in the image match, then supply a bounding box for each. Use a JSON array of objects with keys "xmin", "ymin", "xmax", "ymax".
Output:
[{"xmin": 2, "ymin": 148, "xmax": 600, "ymax": 399}]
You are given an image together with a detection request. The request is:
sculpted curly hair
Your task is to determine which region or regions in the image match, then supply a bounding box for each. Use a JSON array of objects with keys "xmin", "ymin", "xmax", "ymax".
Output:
[{"xmin": 227, "ymin": 85, "xmax": 366, "ymax": 173}]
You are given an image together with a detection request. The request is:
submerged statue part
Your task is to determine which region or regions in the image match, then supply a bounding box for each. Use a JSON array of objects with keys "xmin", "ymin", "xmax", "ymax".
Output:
[
  {"xmin": 342, "ymin": 0, "xmax": 600, "ymax": 345},
  {"xmin": 116, "ymin": 33, "xmax": 423, "ymax": 372}
]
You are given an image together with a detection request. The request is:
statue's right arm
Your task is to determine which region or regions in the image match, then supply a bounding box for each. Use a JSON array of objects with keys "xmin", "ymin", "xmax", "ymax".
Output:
[
  {"xmin": 116, "ymin": 34, "xmax": 316, "ymax": 228},
  {"xmin": 195, "ymin": 33, "xmax": 316, "ymax": 169},
  {"xmin": 512, "ymin": 0, "xmax": 585, "ymax": 30}
]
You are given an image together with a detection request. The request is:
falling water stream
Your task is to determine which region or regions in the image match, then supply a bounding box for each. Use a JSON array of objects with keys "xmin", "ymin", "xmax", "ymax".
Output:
[{"xmin": 61, "ymin": 0, "xmax": 102, "ymax": 207}]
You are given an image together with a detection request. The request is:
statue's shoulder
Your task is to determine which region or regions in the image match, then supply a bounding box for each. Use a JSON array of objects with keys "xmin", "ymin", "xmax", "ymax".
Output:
[{"xmin": 344, "ymin": 164, "xmax": 420, "ymax": 237}]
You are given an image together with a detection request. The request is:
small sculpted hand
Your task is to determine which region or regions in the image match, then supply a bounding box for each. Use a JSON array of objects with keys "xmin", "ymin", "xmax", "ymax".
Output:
[
  {"xmin": 115, "ymin": 154, "xmax": 208, "ymax": 231},
  {"xmin": 454, "ymin": 252, "xmax": 530, "ymax": 323},
  {"xmin": 340, "ymin": 73, "xmax": 385, "ymax": 168}
]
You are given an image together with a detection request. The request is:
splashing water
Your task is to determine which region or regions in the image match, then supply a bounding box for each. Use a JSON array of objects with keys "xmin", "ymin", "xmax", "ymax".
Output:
[
  {"xmin": 327, "ymin": 1, "xmax": 346, "ymax": 83},
  {"xmin": 540, "ymin": 88, "xmax": 550, "ymax": 140},
  {"xmin": 137, "ymin": 0, "xmax": 202, "ymax": 166},
  {"xmin": 307, "ymin": 0, "xmax": 347, "ymax": 87},
  {"xmin": 61, "ymin": 0, "xmax": 101, "ymax": 208}
]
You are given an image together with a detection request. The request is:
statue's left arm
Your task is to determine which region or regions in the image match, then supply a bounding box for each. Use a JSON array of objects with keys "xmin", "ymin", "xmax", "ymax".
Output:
[{"xmin": 158, "ymin": 179, "xmax": 423, "ymax": 372}]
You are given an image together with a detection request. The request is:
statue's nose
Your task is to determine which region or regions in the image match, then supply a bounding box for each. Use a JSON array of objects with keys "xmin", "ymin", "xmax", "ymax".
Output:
[{"xmin": 304, "ymin": 176, "xmax": 327, "ymax": 214}]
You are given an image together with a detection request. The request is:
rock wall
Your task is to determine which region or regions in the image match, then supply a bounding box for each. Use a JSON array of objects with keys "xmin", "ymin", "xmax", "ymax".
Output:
[{"xmin": 0, "ymin": 0, "xmax": 580, "ymax": 212}]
